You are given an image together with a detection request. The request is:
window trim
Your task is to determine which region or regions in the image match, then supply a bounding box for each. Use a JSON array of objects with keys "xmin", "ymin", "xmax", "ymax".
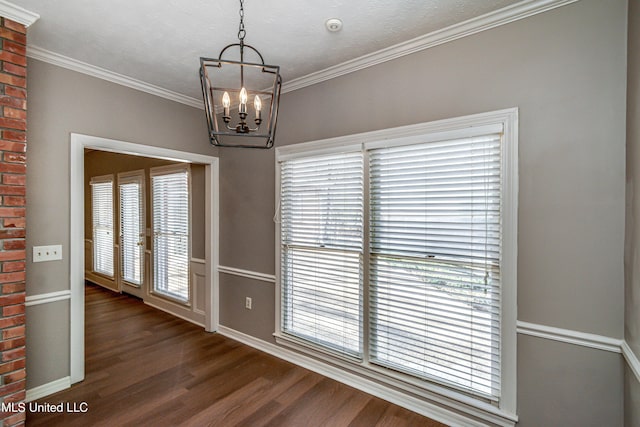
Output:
[
  {"xmin": 275, "ymin": 108, "xmax": 518, "ymax": 425},
  {"xmin": 149, "ymin": 163, "xmax": 192, "ymax": 306}
]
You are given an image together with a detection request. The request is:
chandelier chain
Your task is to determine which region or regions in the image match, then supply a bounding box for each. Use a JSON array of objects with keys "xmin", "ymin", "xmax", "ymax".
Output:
[{"xmin": 238, "ymin": 0, "xmax": 246, "ymax": 43}]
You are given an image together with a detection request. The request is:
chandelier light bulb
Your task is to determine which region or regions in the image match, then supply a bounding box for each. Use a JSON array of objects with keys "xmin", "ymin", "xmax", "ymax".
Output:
[
  {"xmin": 239, "ymin": 87, "xmax": 248, "ymax": 114},
  {"xmin": 222, "ymin": 91, "xmax": 231, "ymax": 118},
  {"xmin": 254, "ymin": 95, "xmax": 262, "ymax": 123}
]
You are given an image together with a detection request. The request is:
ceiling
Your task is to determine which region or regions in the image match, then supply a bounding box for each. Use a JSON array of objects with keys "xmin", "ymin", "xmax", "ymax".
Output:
[{"xmin": 12, "ymin": 0, "xmax": 520, "ymax": 101}]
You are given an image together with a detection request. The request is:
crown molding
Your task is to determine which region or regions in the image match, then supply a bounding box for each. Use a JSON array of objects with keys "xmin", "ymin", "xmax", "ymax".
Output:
[
  {"xmin": 26, "ymin": 45, "xmax": 203, "ymax": 109},
  {"xmin": 282, "ymin": 0, "xmax": 579, "ymax": 93},
  {"xmin": 0, "ymin": 0, "xmax": 39, "ymax": 27},
  {"xmin": 25, "ymin": 0, "xmax": 577, "ymax": 107}
]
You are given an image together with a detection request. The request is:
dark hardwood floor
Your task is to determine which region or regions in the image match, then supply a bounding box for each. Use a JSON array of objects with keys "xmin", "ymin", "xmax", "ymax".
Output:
[{"xmin": 27, "ymin": 284, "xmax": 446, "ymax": 426}]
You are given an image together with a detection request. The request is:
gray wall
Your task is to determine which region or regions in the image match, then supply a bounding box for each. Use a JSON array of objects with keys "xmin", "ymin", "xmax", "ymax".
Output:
[
  {"xmin": 24, "ymin": 0, "xmax": 633, "ymax": 424},
  {"xmin": 26, "ymin": 58, "xmax": 215, "ymax": 389},
  {"xmin": 625, "ymin": 0, "xmax": 640, "ymax": 424},
  {"xmin": 218, "ymin": 0, "xmax": 627, "ymax": 425}
]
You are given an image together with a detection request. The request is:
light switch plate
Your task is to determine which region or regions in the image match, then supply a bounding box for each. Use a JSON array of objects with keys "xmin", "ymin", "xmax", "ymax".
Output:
[{"xmin": 33, "ymin": 245, "xmax": 63, "ymax": 262}]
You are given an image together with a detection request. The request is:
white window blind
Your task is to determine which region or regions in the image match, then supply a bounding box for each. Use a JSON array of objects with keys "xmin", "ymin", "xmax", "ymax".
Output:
[
  {"xmin": 91, "ymin": 176, "xmax": 114, "ymax": 277},
  {"xmin": 151, "ymin": 167, "xmax": 190, "ymax": 303},
  {"xmin": 280, "ymin": 152, "xmax": 364, "ymax": 358},
  {"xmin": 119, "ymin": 173, "xmax": 144, "ymax": 286},
  {"xmin": 369, "ymin": 134, "xmax": 502, "ymax": 399}
]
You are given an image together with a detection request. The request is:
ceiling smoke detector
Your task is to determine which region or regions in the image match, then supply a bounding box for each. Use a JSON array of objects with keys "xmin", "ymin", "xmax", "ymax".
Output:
[{"xmin": 325, "ymin": 18, "xmax": 343, "ymax": 32}]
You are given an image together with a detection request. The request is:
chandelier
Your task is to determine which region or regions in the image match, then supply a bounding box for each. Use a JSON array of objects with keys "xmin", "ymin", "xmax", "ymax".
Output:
[{"xmin": 199, "ymin": 0, "xmax": 282, "ymax": 149}]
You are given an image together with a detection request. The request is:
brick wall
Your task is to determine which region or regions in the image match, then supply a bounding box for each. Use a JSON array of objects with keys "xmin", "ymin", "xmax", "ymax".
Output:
[{"xmin": 0, "ymin": 17, "xmax": 26, "ymax": 427}]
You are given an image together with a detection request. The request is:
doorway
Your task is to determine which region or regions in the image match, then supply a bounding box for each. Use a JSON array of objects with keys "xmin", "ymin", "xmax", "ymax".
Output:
[{"xmin": 70, "ymin": 133, "xmax": 219, "ymax": 384}]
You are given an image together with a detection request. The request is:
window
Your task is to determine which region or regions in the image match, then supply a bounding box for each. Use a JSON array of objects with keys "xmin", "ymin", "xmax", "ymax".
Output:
[
  {"xmin": 276, "ymin": 110, "xmax": 517, "ymax": 422},
  {"xmin": 151, "ymin": 165, "xmax": 191, "ymax": 303},
  {"xmin": 118, "ymin": 171, "xmax": 145, "ymax": 287},
  {"xmin": 280, "ymin": 153, "xmax": 364, "ymax": 357},
  {"xmin": 90, "ymin": 175, "xmax": 114, "ymax": 277}
]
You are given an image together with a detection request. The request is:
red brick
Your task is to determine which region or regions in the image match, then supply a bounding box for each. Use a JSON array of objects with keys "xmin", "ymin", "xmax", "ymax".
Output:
[
  {"xmin": 0, "ymin": 357, "xmax": 24, "ymax": 374},
  {"xmin": 0, "ymin": 208, "xmax": 24, "ymax": 217},
  {"xmin": 0, "ymin": 251, "xmax": 24, "ymax": 262},
  {"xmin": 1, "ymin": 131, "xmax": 25, "ymax": 142},
  {"xmin": 0, "ymin": 118, "xmax": 25, "ymax": 131},
  {"xmin": 0, "ymin": 315, "xmax": 24, "ymax": 330},
  {"xmin": 2, "ymin": 326, "xmax": 23, "ymax": 339},
  {"xmin": 2, "ymin": 241, "xmax": 24, "ymax": 251},
  {"xmin": 0, "ymin": 96, "xmax": 25, "ymax": 110},
  {"xmin": 0, "ymin": 163, "xmax": 24, "ymax": 174},
  {"xmin": 3, "ymin": 196, "xmax": 25, "ymax": 206},
  {"xmin": 2, "ymin": 347, "xmax": 24, "ymax": 362},
  {"xmin": 3, "ymin": 153, "xmax": 25, "ymax": 164},
  {"xmin": 0, "ymin": 51, "xmax": 25, "ymax": 67},
  {"xmin": 2, "ymin": 63, "xmax": 25, "ymax": 78},
  {"xmin": 0, "ymin": 141, "xmax": 25, "ymax": 153},
  {"xmin": 3, "ymin": 19, "xmax": 26, "ymax": 35},
  {"xmin": 1, "ymin": 283, "xmax": 24, "ymax": 294},
  {"xmin": 3, "ymin": 218, "xmax": 24, "ymax": 228},
  {"xmin": 0, "ymin": 28, "xmax": 26, "ymax": 45},
  {"xmin": 0, "ymin": 230, "xmax": 23, "ymax": 239},
  {"xmin": 0, "ymin": 272, "xmax": 25, "ymax": 284},
  {"xmin": 0, "ymin": 74, "xmax": 25, "ymax": 89},
  {"xmin": 0, "ymin": 294, "xmax": 24, "ymax": 306},
  {"xmin": 0, "ymin": 185, "xmax": 25, "ymax": 196},
  {"xmin": 3, "ymin": 411, "xmax": 25, "ymax": 426},
  {"xmin": 3, "ymin": 389, "xmax": 25, "ymax": 403},
  {"xmin": 1, "ymin": 40, "xmax": 25, "ymax": 57},
  {"xmin": 0, "ymin": 380, "xmax": 25, "ymax": 398},
  {"xmin": 0, "ymin": 337, "xmax": 24, "ymax": 351},
  {"xmin": 1, "ymin": 304, "xmax": 24, "ymax": 316},
  {"xmin": 1, "ymin": 175, "xmax": 24, "ymax": 186},
  {"xmin": 3, "ymin": 367, "xmax": 25, "ymax": 383},
  {"xmin": 2, "ymin": 108, "xmax": 25, "ymax": 120},
  {"xmin": 3, "ymin": 87, "xmax": 25, "ymax": 100}
]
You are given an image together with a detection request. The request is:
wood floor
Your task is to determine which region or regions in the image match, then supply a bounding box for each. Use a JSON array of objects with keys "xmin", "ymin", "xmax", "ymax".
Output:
[{"xmin": 27, "ymin": 283, "xmax": 446, "ymax": 427}]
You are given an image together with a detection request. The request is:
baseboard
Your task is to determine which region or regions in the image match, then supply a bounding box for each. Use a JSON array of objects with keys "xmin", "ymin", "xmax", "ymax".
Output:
[
  {"xmin": 144, "ymin": 301, "xmax": 205, "ymax": 328},
  {"xmin": 217, "ymin": 325, "xmax": 516, "ymax": 427},
  {"xmin": 26, "ymin": 376, "xmax": 71, "ymax": 402}
]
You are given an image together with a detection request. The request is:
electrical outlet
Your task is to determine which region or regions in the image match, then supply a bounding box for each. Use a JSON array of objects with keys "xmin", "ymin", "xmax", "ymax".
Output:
[{"xmin": 245, "ymin": 297, "xmax": 252, "ymax": 310}]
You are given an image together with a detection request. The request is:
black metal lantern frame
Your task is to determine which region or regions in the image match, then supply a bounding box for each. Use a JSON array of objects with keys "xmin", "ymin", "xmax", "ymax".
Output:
[{"xmin": 200, "ymin": 1, "xmax": 282, "ymax": 149}]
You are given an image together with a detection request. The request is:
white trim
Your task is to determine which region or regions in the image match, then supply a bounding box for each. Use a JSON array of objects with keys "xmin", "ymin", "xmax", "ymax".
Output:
[
  {"xmin": 0, "ymin": 0, "xmax": 39, "ymax": 27},
  {"xmin": 217, "ymin": 265, "xmax": 276, "ymax": 283},
  {"xmin": 516, "ymin": 321, "xmax": 623, "ymax": 353},
  {"xmin": 70, "ymin": 133, "xmax": 219, "ymax": 384},
  {"xmin": 276, "ymin": 108, "xmax": 517, "ymax": 161},
  {"xmin": 24, "ymin": 1, "xmax": 575, "ymax": 107},
  {"xmin": 281, "ymin": 0, "xmax": 578, "ymax": 93},
  {"xmin": 25, "ymin": 290, "xmax": 71, "ymax": 307},
  {"xmin": 27, "ymin": 46, "xmax": 202, "ymax": 110},
  {"xmin": 144, "ymin": 301, "xmax": 205, "ymax": 328},
  {"xmin": 26, "ymin": 376, "xmax": 71, "ymax": 402},
  {"xmin": 191, "ymin": 257, "xmax": 206, "ymax": 264},
  {"xmin": 218, "ymin": 326, "xmax": 511, "ymax": 427},
  {"xmin": 621, "ymin": 341, "xmax": 640, "ymax": 383}
]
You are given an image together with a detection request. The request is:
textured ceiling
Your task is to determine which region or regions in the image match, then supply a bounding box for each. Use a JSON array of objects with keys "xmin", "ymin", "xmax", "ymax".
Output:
[{"xmin": 12, "ymin": 0, "xmax": 519, "ymax": 99}]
